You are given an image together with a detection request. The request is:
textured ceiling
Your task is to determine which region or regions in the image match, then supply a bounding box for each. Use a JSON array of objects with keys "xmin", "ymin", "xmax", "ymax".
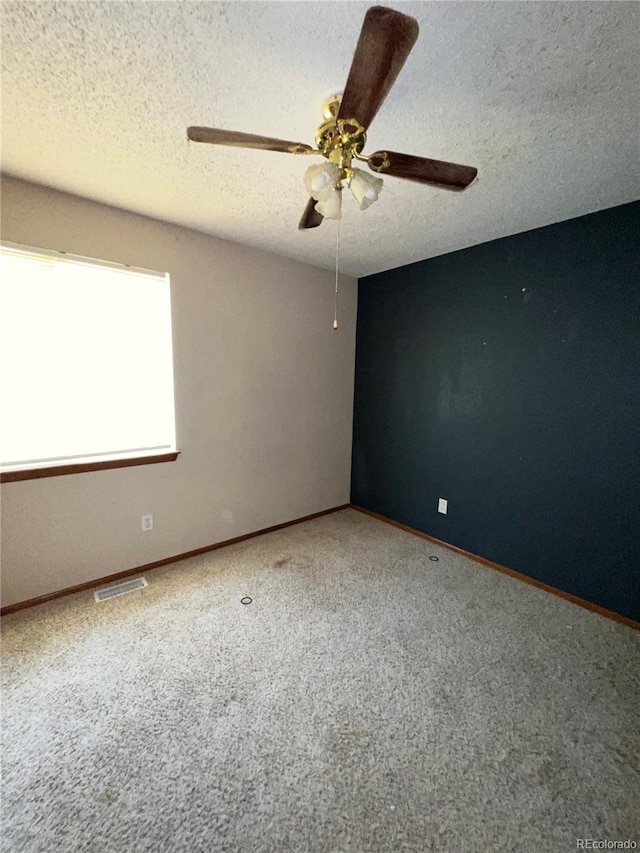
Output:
[{"xmin": 2, "ymin": 1, "xmax": 639, "ymax": 277}]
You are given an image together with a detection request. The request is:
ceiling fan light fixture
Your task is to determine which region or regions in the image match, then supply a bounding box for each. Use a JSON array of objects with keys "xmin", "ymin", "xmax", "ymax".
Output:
[
  {"xmin": 349, "ymin": 168, "xmax": 383, "ymax": 210},
  {"xmin": 188, "ymin": 7, "xmax": 478, "ymax": 235},
  {"xmin": 315, "ymin": 187, "xmax": 343, "ymax": 220},
  {"xmin": 304, "ymin": 162, "xmax": 342, "ymax": 200}
]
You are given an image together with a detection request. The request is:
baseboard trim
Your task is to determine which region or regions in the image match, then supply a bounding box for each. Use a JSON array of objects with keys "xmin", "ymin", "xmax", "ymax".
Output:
[
  {"xmin": 351, "ymin": 504, "xmax": 640, "ymax": 631},
  {"xmin": 0, "ymin": 504, "xmax": 350, "ymax": 616}
]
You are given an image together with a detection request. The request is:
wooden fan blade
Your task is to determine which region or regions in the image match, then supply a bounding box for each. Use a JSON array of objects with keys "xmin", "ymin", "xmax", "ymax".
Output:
[
  {"xmin": 187, "ymin": 127, "xmax": 315, "ymax": 155},
  {"xmin": 368, "ymin": 150, "xmax": 478, "ymax": 190},
  {"xmin": 337, "ymin": 6, "xmax": 419, "ymax": 130},
  {"xmin": 298, "ymin": 198, "xmax": 324, "ymax": 230}
]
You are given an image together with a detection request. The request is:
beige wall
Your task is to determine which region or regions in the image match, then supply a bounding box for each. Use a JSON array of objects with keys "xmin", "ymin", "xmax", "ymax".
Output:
[{"xmin": 0, "ymin": 176, "xmax": 357, "ymax": 607}]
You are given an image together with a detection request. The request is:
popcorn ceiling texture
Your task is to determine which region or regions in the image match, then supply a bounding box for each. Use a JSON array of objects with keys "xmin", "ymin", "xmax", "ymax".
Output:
[
  {"xmin": 1, "ymin": 1, "xmax": 638, "ymax": 277},
  {"xmin": 2, "ymin": 509, "xmax": 639, "ymax": 852}
]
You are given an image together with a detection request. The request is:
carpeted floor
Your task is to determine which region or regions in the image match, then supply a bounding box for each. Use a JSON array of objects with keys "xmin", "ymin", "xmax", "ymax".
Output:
[{"xmin": 2, "ymin": 508, "xmax": 639, "ymax": 852}]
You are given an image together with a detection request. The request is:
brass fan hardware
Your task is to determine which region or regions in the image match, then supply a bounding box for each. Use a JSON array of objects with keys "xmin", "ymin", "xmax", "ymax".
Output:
[
  {"xmin": 368, "ymin": 152, "xmax": 391, "ymax": 172},
  {"xmin": 187, "ymin": 5, "xmax": 478, "ymax": 230},
  {"xmin": 314, "ymin": 97, "xmax": 367, "ymax": 170}
]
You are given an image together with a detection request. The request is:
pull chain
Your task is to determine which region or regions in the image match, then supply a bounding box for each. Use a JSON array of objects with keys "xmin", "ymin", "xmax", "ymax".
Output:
[{"xmin": 333, "ymin": 217, "xmax": 340, "ymax": 330}]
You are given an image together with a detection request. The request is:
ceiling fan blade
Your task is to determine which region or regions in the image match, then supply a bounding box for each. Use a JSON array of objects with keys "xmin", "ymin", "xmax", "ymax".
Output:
[
  {"xmin": 337, "ymin": 6, "xmax": 419, "ymax": 130},
  {"xmin": 187, "ymin": 127, "xmax": 315, "ymax": 155},
  {"xmin": 298, "ymin": 197, "xmax": 324, "ymax": 230},
  {"xmin": 367, "ymin": 150, "xmax": 478, "ymax": 190}
]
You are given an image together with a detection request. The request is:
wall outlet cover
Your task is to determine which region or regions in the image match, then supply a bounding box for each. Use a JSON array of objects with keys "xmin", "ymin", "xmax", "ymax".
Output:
[
  {"xmin": 141, "ymin": 514, "xmax": 153, "ymax": 531},
  {"xmin": 438, "ymin": 498, "xmax": 448, "ymax": 514}
]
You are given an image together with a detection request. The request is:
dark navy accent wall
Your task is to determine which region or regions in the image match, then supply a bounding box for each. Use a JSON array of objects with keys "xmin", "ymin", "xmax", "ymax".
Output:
[{"xmin": 351, "ymin": 202, "xmax": 640, "ymax": 621}]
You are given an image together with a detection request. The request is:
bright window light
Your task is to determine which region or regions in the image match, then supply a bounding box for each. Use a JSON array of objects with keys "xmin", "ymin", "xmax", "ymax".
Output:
[{"xmin": 0, "ymin": 243, "xmax": 177, "ymax": 473}]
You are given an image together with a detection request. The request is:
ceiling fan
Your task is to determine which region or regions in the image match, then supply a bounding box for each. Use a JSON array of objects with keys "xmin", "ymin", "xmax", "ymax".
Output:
[{"xmin": 187, "ymin": 5, "xmax": 478, "ymax": 230}]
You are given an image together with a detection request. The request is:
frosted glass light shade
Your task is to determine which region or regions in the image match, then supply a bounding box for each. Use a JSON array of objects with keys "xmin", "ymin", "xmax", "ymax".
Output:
[
  {"xmin": 315, "ymin": 187, "xmax": 342, "ymax": 220},
  {"xmin": 304, "ymin": 163, "xmax": 342, "ymax": 200},
  {"xmin": 349, "ymin": 168, "xmax": 383, "ymax": 210}
]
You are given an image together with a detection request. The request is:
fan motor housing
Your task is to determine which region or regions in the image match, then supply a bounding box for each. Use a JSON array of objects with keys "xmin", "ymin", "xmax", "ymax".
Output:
[{"xmin": 315, "ymin": 97, "xmax": 366, "ymax": 169}]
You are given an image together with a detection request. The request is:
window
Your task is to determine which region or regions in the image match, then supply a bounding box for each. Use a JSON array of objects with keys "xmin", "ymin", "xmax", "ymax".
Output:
[{"xmin": 1, "ymin": 242, "xmax": 177, "ymax": 481}]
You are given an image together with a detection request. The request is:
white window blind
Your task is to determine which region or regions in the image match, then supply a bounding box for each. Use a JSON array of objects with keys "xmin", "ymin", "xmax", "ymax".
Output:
[{"xmin": 0, "ymin": 242, "xmax": 177, "ymax": 473}]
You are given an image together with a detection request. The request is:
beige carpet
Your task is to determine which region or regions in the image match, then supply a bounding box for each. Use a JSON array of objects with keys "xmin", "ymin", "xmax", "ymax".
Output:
[{"xmin": 2, "ymin": 508, "xmax": 639, "ymax": 852}]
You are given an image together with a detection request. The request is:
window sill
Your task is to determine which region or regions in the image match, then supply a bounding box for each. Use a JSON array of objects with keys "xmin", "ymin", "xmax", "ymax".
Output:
[{"xmin": 0, "ymin": 452, "xmax": 180, "ymax": 483}]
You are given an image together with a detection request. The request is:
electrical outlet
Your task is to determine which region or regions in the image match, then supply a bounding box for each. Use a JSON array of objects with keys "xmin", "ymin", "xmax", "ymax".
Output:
[
  {"xmin": 438, "ymin": 498, "xmax": 448, "ymax": 515},
  {"xmin": 141, "ymin": 514, "xmax": 153, "ymax": 532}
]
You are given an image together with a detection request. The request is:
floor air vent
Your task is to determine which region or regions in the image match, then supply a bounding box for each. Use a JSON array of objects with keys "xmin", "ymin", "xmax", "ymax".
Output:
[{"xmin": 94, "ymin": 577, "xmax": 148, "ymax": 602}]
